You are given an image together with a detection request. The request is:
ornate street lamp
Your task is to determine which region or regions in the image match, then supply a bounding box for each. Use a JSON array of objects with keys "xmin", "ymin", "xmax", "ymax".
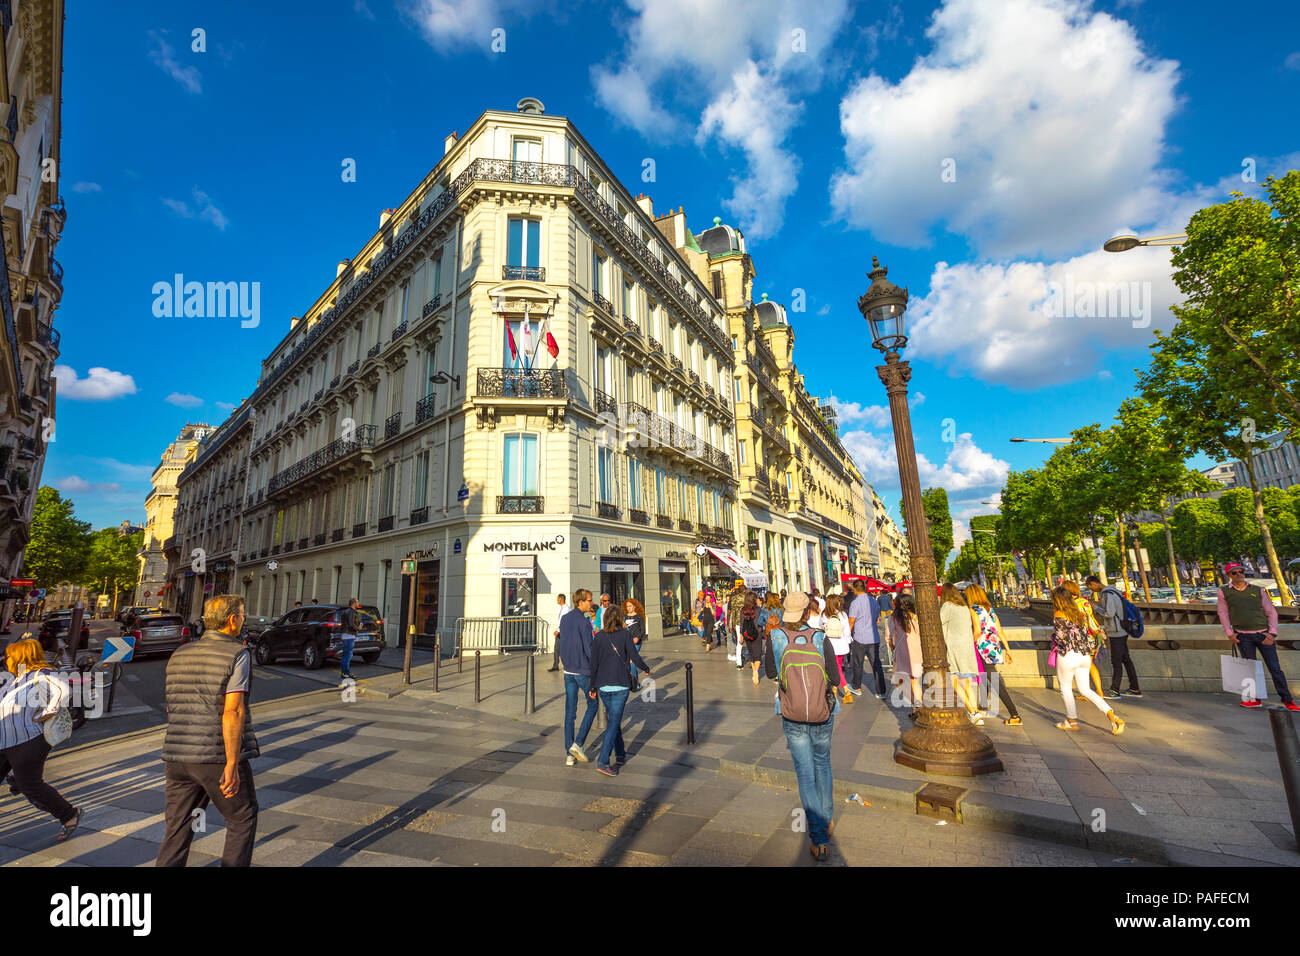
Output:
[{"xmin": 859, "ymin": 257, "xmax": 1002, "ymax": 775}]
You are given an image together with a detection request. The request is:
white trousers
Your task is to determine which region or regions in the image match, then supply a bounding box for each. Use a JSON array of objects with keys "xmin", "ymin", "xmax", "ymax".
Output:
[{"xmin": 1057, "ymin": 651, "xmax": 1110, "ymax": 721}]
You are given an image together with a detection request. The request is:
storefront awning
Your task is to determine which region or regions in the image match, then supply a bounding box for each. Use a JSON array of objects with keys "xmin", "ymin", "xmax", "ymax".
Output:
[{"xmin": 705, "ymin": 547, "xmax": 769, "ymax": 590}]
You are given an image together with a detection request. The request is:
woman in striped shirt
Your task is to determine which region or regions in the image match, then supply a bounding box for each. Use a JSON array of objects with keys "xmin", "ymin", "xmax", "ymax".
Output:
[{"xmin": 0, "ymin": 637, "xmax": 82, "ymax": 841}]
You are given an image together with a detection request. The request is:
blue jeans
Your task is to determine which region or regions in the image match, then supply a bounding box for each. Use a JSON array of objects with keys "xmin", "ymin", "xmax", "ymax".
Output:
[
  {"xmin": 1236, "ymin": 631, "xmax": 1295, "ymax": 704},
  {"xmin": 782, "ymin": 717, "xmax": 834, "ymax": 845},
  {"xmin": 339, "ymin": 636, "xmax": 355, "ymax": 674},
  {"xmin": 597, "ymin": 688, "xmax": 629, "ymax": 768},
  {"xmin": 563, "ymin": 674, "xmax": 599, "ymax": 752}
]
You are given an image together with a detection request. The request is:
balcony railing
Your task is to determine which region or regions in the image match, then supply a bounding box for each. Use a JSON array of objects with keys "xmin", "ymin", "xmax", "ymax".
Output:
[
  {"xmin": 298, "ymin": 537, "xmax": 308, "ymax": 550},
  {"xmin": 416, "ymin": 393, "xmax": 437, "ymax": 424},
  {"xmin": 594, "ymin": 387, "xmax": 617, "ymax": 415},
  {"xmin": 299, "ymin": 401, "xmax": 308, "ymax": 413},
  {"xmin": 656, "ymin": 514, "xmax": 673, "ymax": 529},
  {"xmin": 647, "ymin": 336, "xmax": 663, "ymax": 354},
  {"xmin": 314, "ymin": 533, "xmax": 327, "ymax": 546},
  {"xmin": 592, "ymin": 291, "xmax": 613, "ymax": 315},
  {"xmin": 332, "ymin": 528, "xmax": 344, "ymax": 542},
  {"xmin": 267, "ymin": 423, "xmax": 377, "ymax": 494},
  {"xmin": 502, "ymin": 265, "xmax": 545, "ymax": 281},
  {"xmin": 47, "ymin": 255, "xmax": 62, "ymax": 292},
  {"xmin": 330, "ymin": 375, "xmax": 341, "ymax": 389},
  {"xmin": 271, "ymin": 545, "xmax": 281, "ymax": 555},
  {"xmin": 678, "ymin": 518, "xmax": 693, "ymax": 532},
  {"xmin": 598, "ymin": 502, "xmax": 620, "ymax": 520},
  {"xmin": 630, "ymin": 508, "xmax": 649, "ymax": 525},
  {"xmin": 353, "ymin": 522, "xmax": 367, "ymax": 538},
  {"xmin": 410, "ymin": 505, "xmax": 429, "ymax": 525},
  {"xmin": 497, "ymin": 495, "xmax": 544, "ymax": 514},
  {"xmin": 385, "ymin": 412, "xmax": 401, "ymax": 440},
  {"xmin": 314, "ymin": 388, "xmax": 324, "ymax": 402},
  {"xmin": 391, "ymin": 320, "xmax": 407, "ymax": 342},
  {"xmin": 283, "ymin": 541, "xmax": 293, "ymax": 553},
  {"xmin": 622, "ymin": 316, "xmax": 640, "ymax": 335},
  {"xmin": 347, "ymin": 360, "xmax": 360, "ymax": 375},
  {"xmin": 367, "ymin": 342, "xmax": 381, "ymax": 359},
  {"xmin": 476, "ymin": 367, "xmax": 567, "ymax": 399},
  {"xmin": 422, "ymin": 294, "xmax": 441, "ymax": 318},
  {"xmin": 378, "ymin": 515, "xmax": 395, "ymax": 532}
]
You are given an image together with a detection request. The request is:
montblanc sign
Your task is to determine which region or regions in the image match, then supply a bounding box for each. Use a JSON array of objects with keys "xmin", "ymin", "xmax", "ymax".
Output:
[{"xmin": 483, "ymin": 534, "xmax": 565, "ymax": 553}]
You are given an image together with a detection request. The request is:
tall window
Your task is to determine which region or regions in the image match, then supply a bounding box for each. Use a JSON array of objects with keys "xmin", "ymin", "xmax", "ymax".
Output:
[
  {"xmin": 711, "ymin": 271, "xmax": 722, "ymax": 299},
  {"xmin": 399, "ymin": 282, "xmax": 410, "ymax": 326},
  {"xmin": 512, "ymin": 137, "xmax": 541, "ymax": 164},
  {"xmin": 656, "ymin": 468, "xmax": 667, "ymax": 514},
  {"xmin": 431, "ymin": 255, "xmax": 443, "ymax": 298},
  {"xmin": 696, "ymin": 485, "xmax": 705, "ymax": 523},
  {"xmin": 598, "ymin": 447, "xmax": 616, "ymax": 504},
  {"xmin": 592, "ymin": 249, "xmax": 606, "ymax": 296},
  {"xmin": 628, "ymin": 458, "xmax": 642, "ymax": 509},
  {"xmin": 380, "ymin": 464, "xmax": 396, "ymax": 517},
  {"xmin": 507, "ymin": 218, "xmax": 540, "ymax": 270},
  {"xmin": 622, "ymin": 280, "xmax": 635, "ymax": 324},
  {"xmin": 413, "ymin": 452, "xmax": 429, "ymax": 507},
  {"xmin": 354, "ymin": 476, "xmax": 370, "ymax": 523},
  {"xmin": 738, "ymin": 440, "xmax": 747, "ymax": 465},
  {"xmin": 503, "ymin": 434, "xmax": 539, "ymax": 496},
  {"xmin": 424, "ymin": 348, "xmax": 438, "ymax": 397}
]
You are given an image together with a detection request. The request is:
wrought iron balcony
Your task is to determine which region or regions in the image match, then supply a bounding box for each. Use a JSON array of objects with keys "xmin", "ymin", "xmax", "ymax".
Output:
[
  {"xmin": 622, "ymin": 316, "xmax": 640, "ymax": 335},
  {"xmin": 283, "ymin": 541, "xmax": 294, "ymax": 553},
  {"xmin": 598, "ymin": 502, "xmax": 621, "ymax": 520},
  {"xmin": 258, "ymin": 489, "xmax": 264, "ymax": 502},
  {"xmin": 299, "ymin": 401, "xmax": 308, "ymax": 413},
  {"xmin": 3, "ymin": 95, "xmax": 14, "ymax": 145},
  {"xmin": 594, "ymin": 387, "xmax": 617, "ymax": 415},
  {"xmin": 630, "ymin": 508, "xmax": 649, "ymax": 525},
  {"xmin": 391, "ymin": 320, "xmax": 407, "ymax": 342},
  {"xmin": 259, "ymin": 548, "xmax": 268, "ymax": 559},
  {"xmin": 678, "ymin": 518, "xmax": 693, "ymax": 532},
  {"xmin": 378, "ymin": 515, "xmax": 395, "ymax": 532},
  {"xmin": 409, "ymin": 505, "xmax": 429, "ymax": 526},
  {"xmin": 314, "ymin": 388, "xmax": 324, "ymax": 402},
  {"xmin": 592, "ymin": 291, "xmax": 613, "ymax": 315},
  {"xmin": 476, "ymin": 367, "xmax": 567, "ymax": 400},
  {"xmin": 35, "ymin": 321, "xmax": 60, "ymax": 351},
  {"xmin": 367, "ymin": 342, "xmax": 381, "ymax": 359},
  {"xmin": 332, "ymin": 528, "xmax": 344, "ymax": 542},
  {"xmin": 267, "ymin": 423, "xmax": 377, "ymax": 495},
  {"xmin": 498, "ymin": 495, "xmax": 544, "ymax": 514},
  {"xmin": 16, "ymin": 436, "xmax": 35, "ymax": 459},
  {"xmin": 502, "ymin": 265, "xmax": 545, "ymax": 281},
  {"xmin": 656, "ymin": 514, "xmax": 673, "ymax": 529},
  {"xmin": 385, "ymin": 412, "xmax": 401, "ymax": 440},
  {"xmin": 271, "ymin": 545, "xmax": 281, "ymax": 555},
  {"xmin": 670, "ymin": 355, "xmax": 683, "ymax": 370},
  {"xmin": 416, "ymin": 393, "xmax": 437, "ymax": 424},
  {"xmin": 298, "ymin": 537, "xmax": 308, "ymax": 550},
  {"xmin": 647, "ymin": 336, "xmax": 663, "ymax": 354},
  {"xmin": 422, "ymin": 294, "xmax": 441, "ymax": 318},
  {"xmin": 353, "ymin": 522, "xmax": 367, "ymax": 538},
  {"xmin": 330, "ymin": 375, "xmax": 341, "ymax": 389},
  {"xmin": 688, "ymin": 370, "xmax": 700, "ymax": 385},
  {"xmin": 314, "ymin": 533, "xmax": 327, "ymax": 546},
  {"xmin": 347, "ymin": 360, "xmax": 360, "ymax": 375},
  {"xmin": 18, "ymin": 394, "xmax": 32, "ymax": 413}
]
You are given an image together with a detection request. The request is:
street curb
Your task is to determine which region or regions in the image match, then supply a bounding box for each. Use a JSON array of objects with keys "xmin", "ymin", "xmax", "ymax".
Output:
[
  {"xmin": 717, "ymin": 754, "xmax": 1171, "ymax": 865},
  {"xmin": 89, "ymin": 705, "xmax": 155, "ymax": 720}
]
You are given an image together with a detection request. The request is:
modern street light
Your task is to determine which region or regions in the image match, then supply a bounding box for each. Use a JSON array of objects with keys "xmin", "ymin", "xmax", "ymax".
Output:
[
  {"xmin": 1102, "ymin": 232, "xmax": 1186, "ymax": 253},
  {"xmin": 860, "ymin": 256, "xmax": 1001, "ymax": 776},
  {"xmin": 1009, "ymin": 437, "xmax": 1071, "ymax": 443}
]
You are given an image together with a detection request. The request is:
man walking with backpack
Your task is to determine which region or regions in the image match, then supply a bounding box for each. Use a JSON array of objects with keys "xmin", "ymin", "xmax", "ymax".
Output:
[
  {"xmin": 1218, "ymin": 563, "xmax": 1297, "ymax": 710},
  {"xmin": 764, "ymin": 592, "xmax": 844, "ymax": 862},
  {"xmin": 1086, "ymin": 576, "xmax": 1141, "ymax": 698}
]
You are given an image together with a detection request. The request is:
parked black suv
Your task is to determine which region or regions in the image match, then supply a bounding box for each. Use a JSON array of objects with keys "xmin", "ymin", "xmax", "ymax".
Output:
[
  {"xmin": 251, "ymin": 604, "xmax": 385, "ymax": 669},
  {"xmin": 37, "ymin": 610, "xmax": 90, "ymax": 654}
]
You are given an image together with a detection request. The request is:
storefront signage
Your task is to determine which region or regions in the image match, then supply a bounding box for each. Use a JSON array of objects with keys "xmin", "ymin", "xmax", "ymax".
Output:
[
  {"xmin": 600, "ymin": 560, "xmax": 641, "ymax": 573},
  {"xmin": 659, "ymin": 562, "xmax": 688, "ymax": 574},
  {"xmin": 609, "ymin": 544, "xmax": 642, "ymax": 556},
  {"xmin": 483, "ymin": 534, "xmax": 565, "ymax": 553},
  {"xmin": 664, "ymin": 551, "xmax": 686, "ymax": 559},
  {"xmin": 9, "ymin": 578, "xmax": 34, "ymax": 587},
  {"xmin": 406, "ymin": 547, "xmax": 439, "ymax": 559}
]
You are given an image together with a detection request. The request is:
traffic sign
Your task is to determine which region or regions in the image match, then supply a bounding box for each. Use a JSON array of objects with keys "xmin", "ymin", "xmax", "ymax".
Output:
[{"xmin": 102, "ymin": 636, "xmax": 135, "ymax": 664}]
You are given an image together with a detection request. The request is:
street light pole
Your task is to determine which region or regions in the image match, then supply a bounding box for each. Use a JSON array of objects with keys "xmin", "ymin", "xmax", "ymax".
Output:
[{"xmin": 860, "ymin": 257, "xmax": 1001, "ymax": 776}]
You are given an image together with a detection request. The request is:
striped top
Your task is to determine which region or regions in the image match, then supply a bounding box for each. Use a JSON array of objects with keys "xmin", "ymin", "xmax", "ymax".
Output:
[{"xmin": 0, "ymin": 668, "xmax": 70, "ymax": 749}]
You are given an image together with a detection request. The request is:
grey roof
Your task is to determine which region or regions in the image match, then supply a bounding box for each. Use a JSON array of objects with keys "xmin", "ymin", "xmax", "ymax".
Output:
[
  {"xmin": 755, "ymin": 293, "xmax": 788, "ymax": 327},
  {"xmin": 697, "ymin": 216, "xmax": 744, "ymax": 257}
]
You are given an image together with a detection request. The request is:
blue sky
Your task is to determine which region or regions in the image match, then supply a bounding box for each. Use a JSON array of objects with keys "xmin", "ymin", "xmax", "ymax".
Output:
[{"xmin": 51, "ymin": 0, "xmax": 1300, "ymax": 549}]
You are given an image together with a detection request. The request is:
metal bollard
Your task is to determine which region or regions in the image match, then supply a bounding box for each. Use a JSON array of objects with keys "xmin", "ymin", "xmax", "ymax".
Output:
[
  {"xmin": 1269, "ymin": 706, "xmax": 1300, "ymax": 848},
  {"xmin": 523, "ymin": 652, "xmax": 534, "ymax": 714},
  {"xmin": 474, "ymin": 650, "xmax": 481, "ymax": 704},
  {"xmin": 528, "ymin": 653, "xmax": 536, "ymax": 714},
  {"xmin": 685, "ymin": 661, "xmax": 695, "ymax": 745},
  {"xmin": 432, "ymin": 634, "xmax": 440, "ymax": 693},
  {"xmin": 458, "ymin": 640, "xmax": 464, "ymax": 674}
]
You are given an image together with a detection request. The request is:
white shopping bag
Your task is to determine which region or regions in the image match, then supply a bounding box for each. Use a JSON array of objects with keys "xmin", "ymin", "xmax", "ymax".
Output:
[{"xmin": 1220, "ymin": 653, "xmax": 1268, "ymax": 700}]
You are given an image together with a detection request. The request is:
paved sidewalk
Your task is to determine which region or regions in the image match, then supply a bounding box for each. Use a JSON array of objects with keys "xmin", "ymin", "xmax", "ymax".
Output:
[{"xmin": 0, "ymin": 633, "xmax": 1293, "ymax": 866}]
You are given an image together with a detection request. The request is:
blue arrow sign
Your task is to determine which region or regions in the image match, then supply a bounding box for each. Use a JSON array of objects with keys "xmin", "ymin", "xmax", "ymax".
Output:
[{"xmin": 102, "ymin": 636, "xmax": 135, "ymax": 664}]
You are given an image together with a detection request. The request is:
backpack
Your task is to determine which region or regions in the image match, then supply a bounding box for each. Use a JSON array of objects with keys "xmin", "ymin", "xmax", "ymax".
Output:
[
  {"xmin": 1103, "ymin": 587, "xmax": 1144, "ymax": 639},
  {"xmin": 970, "ymin": 606, "xmax": 1004, "ymax": 665},
  {"xmin": 824, "ymin": 615, "xmax": 843, "ymax": 639},
  {"xmin": 772, "ymin": 627, "xmax": 833, "ymax": 723}
]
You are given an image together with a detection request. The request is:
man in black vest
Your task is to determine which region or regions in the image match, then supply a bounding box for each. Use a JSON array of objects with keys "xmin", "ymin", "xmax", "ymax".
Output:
[
  {"xmin": 1218, "ymin": 563, "xmax": 1296, "ymax": 710},
  {"xmin": 157, "ymin": 593, "xmax": 260, "ymax": 866}
]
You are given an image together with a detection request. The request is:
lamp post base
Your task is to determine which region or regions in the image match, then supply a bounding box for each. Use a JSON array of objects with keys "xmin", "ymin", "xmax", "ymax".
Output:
[{"xmin": 894, "ymin": 708, "xmax": 1004, "ymax": 776}]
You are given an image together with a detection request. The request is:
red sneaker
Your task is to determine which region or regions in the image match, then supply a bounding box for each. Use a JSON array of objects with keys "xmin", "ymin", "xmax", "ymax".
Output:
[
  {"xmin": 1240, "ymin": 699, "xmax": 1262, "ymax": 708},
  {"xmin": 1285, "ymin": 701, "xmax": 1300, "ymax": 712}
]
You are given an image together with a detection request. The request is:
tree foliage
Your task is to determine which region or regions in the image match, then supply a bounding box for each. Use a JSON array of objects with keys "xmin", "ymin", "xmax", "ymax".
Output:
[
  {"xmin": 920, "ymin": 487, "xmax": 954, "ymax": 572},
  {"xmin": 20, "ymin": 487, "xmax": 92, "ymax": 586}
]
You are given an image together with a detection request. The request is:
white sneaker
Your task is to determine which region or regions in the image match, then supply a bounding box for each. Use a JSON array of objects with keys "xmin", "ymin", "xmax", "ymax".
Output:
[
  {"xmin": 569, "ymin": 743, "xmax": 589, "ymax": 763},
  {"xmin": 565, "ymin": 755, "xmax": 576, "ymax": 767}
]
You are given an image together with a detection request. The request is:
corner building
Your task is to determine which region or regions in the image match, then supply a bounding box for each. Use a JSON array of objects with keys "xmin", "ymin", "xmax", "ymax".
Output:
[{"xmin": 234, "ymin": 100, "xmax": 739, "ymax": 645}]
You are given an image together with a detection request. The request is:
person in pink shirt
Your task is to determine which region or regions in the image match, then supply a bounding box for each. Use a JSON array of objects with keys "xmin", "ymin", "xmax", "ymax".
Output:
[{"xmin": 1217, "ymin": 563, "xmax": 1295, "ymax": 710}]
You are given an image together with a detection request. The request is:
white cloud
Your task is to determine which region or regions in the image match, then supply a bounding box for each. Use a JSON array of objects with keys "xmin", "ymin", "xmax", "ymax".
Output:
[
  {"xmin": 148, "ymin": 30, "xmax": 202, "ymax": 94},
  {"xmin": 816, "ymin": 304, "xmax": 831, "ymax": 316},
  {"xmin": 830, "ymin": 0, "xmax": 1182, "ymax": 260},
  {"xmin": 90, "ymin": 458, "xmax": 156, "ymax": 481},
  {"xmin": 826, "ymin": 395, "xmax": 891, "ymax": 429},
  {"xmin": 165, "ymin": 392, "xmax": 204, "ymax": 408},
  {"xmin": 591, "ymin": 0, "xmax": 852, "ymax": 238},
  {"xmin": 1285, "ymin": 52, "xmax": 1300, "ymax": 70},
  {"xmin": 402, "ymin": 0, "xmax": 510, "ymax": 52},
  {"xmin": 215, "ymin": 401, "xmax": 237, "ymax": 412},
  {"xmin": 840, "ymin": 428, "xmax": 1009, "ymax": 498},
  {"xmin": 696, "ymin": 61, "xmax": 802, "ymax": 239},
  {"xmin": 53, "ymin": 365, "xmax": 138, "ymax": 400},
  {"xmin": 161, "ymin": 187, "xmax": 228, "ymax": 230},
  {"xmin": 911, "ymin": 391, "xmax": 926, "ymax": 407},
  {"xmin": 355, "ymin": 0, "xmax": 376, "ymax": 18},
  {"xmin": 55, "ymin": 476, "xmax": 124, "ymax": 496},
  {"xmin": 70, "ymin": 181, "xmax": 101, "ymax": 193}
]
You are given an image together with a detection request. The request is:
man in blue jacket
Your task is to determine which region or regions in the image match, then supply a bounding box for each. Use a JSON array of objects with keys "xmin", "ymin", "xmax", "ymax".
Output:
[{"xmin": 558, "ymin": 589, "xmax": 599, "ymax": 766}]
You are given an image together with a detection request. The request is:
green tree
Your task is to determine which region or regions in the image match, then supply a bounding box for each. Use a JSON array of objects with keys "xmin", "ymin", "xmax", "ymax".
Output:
[
  {"xmin": 20, "ymin": 487, "xmax": 92, "ymax": 587},
  {"xmin": 84, "ymin": 528, "xmax": 145, "ymax": 609},
  {"xmin": 920, "ymin": 487, "xmax": 954, "ymax": 573},
  {"xmin": 1170, "ymin": 498, "xmax": 1233, "ymax": 577}
]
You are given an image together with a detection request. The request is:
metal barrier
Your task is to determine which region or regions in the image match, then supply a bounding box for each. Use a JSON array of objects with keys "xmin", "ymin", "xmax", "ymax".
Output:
[{"xmin": 452, "ymin": 616, "xmax": 548, "ymax": 658}]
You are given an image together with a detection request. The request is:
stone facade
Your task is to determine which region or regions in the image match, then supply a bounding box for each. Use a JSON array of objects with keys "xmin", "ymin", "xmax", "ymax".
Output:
[{"xmin": 138, "ymin": 424, "xmax": 209, "ymax": 609}]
